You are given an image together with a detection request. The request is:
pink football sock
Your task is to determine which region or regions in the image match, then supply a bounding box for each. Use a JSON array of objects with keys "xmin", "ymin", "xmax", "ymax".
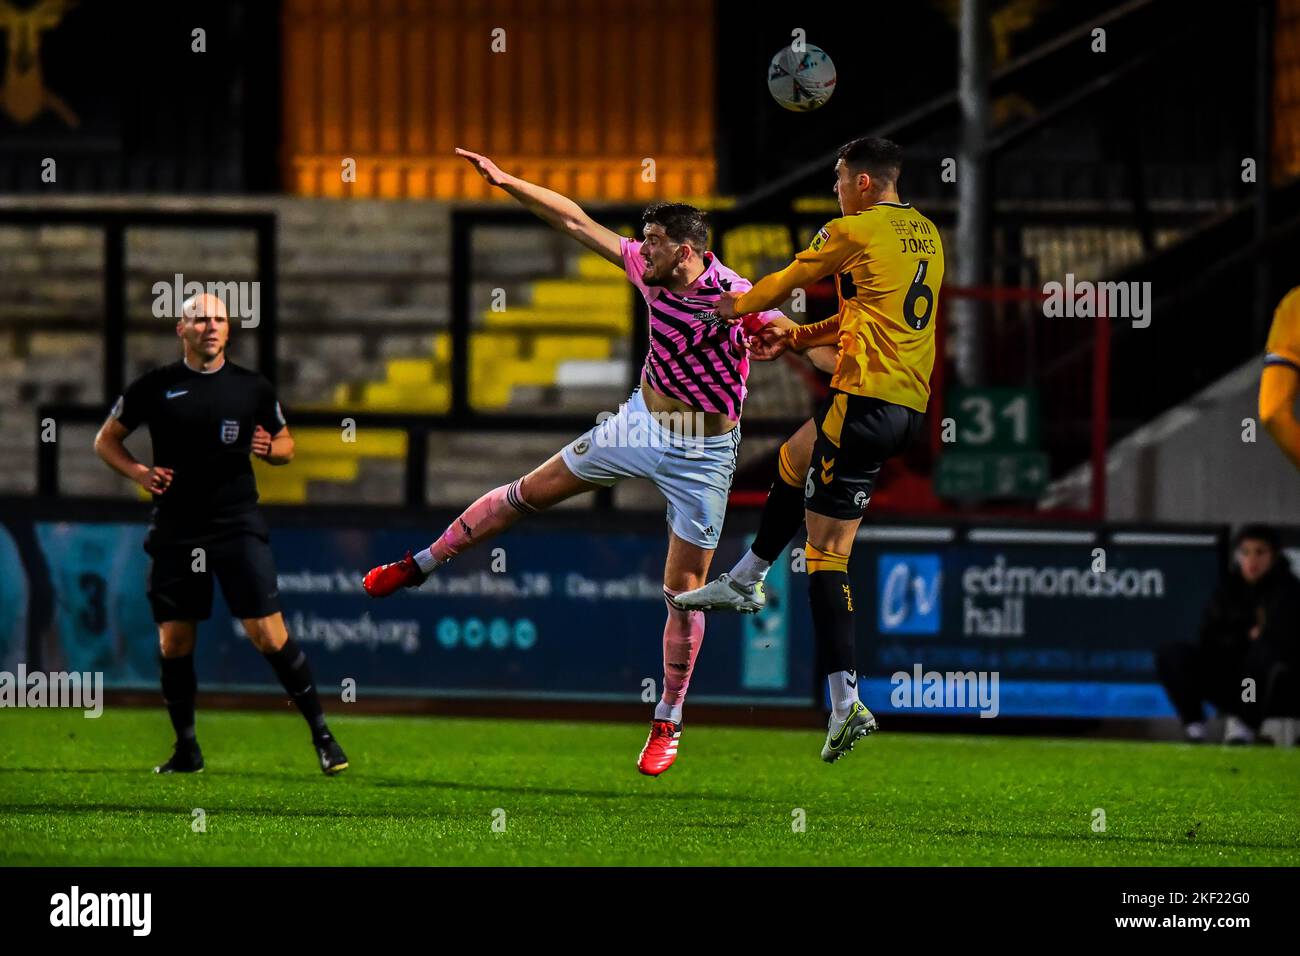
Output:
[
  {"xmin": 418, "ymin": 478, "xmax": 535, "ymax": 569},
  {"xmin": 656, "ymin": 587, "xmax": 706, "ymax": 724}
]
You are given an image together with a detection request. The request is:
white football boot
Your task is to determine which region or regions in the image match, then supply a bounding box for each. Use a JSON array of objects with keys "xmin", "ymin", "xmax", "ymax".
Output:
[{"xmin": 669, "ymin": 573, "xmax": 766, "ymax": 614}]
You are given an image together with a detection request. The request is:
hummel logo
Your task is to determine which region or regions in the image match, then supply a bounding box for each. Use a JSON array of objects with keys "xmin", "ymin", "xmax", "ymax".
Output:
[
  {"xmin": 165, "ymin": 389, "xmax": 188, "ymax": 399},
  {"xmin": 820, "ymin": 455, "xmax": 835, "ymax": 484},
  {"xmin": 846, "ymin": 671, "xmax": 857, "ymax": 689}
]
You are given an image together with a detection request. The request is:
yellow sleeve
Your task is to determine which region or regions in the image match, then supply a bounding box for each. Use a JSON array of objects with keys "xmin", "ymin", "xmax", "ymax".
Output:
[
  {"xmin": 732, "ymin": 219, "xmax": 861, "ymax": 314},
  {"xmin": 1265, "ymin": 287, "xmax": 1300, "ymax": 370},
  {"xmin": 1261, "ymin": 364, "xmax": 1300, "ymax": 471},
  {"xmin": 788, "ymin": 314, "xmax": 841, "ymax": 351}
]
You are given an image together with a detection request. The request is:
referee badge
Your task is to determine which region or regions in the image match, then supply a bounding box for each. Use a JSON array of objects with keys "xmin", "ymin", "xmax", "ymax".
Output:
[{"xmin": 220, "ymin": 419, "xmax": 240, "ymax": 444}]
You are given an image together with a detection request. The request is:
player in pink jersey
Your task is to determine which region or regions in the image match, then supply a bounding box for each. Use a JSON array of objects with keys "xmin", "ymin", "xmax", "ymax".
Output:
[{"xmin": 364, "ymin": 147, "xmax": 802, "ymax": 776}]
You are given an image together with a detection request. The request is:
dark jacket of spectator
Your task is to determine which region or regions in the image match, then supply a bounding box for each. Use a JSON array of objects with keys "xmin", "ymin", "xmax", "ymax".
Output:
[{"xmin": 1199, "ymin": 559, "xmax": 1300, "ymax": 665}]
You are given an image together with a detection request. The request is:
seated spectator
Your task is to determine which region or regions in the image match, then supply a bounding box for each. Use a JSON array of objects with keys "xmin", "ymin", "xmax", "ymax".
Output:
[{"xmin": 1156, "ymin": 525, "xmax": 1300, "ymax": 744}]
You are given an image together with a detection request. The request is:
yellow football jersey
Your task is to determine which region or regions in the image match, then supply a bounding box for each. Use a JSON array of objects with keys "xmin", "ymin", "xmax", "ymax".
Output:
[
  {"xmin": 735, "ymin": 201, "xmax": 944, "ymax": 412},
  {"xmin": 1265, "ymin": 285, "xmax": 1300, "ymax": 371}
]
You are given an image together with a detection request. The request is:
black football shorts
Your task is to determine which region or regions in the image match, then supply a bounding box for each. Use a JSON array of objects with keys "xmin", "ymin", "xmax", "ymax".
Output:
[
  {"xmin": 145, "ymin": 530, "xmax": 282, "ymax": 623},
  {"xmin": 804, "ymin": 389, "xmax": 924, "ymax": 519}
]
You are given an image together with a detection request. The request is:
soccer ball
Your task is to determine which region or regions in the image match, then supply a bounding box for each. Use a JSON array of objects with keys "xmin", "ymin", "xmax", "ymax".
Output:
[{"xmin": 767, "ymin": 45, "xmax": 836, "ymax": 112}]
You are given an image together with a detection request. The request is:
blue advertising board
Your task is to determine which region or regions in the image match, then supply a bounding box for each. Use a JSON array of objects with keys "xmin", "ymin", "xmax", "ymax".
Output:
[
  {"xmin": 1, "ymin": 511, "xmax": 813, "ymax": 707},
  {"xmin": 0, "ymin": 506, "xmax": 1229, "ymax": 718},
  {"xmin": 857, "ymin": 527, "xmax": 1226, "ymax": 718}
]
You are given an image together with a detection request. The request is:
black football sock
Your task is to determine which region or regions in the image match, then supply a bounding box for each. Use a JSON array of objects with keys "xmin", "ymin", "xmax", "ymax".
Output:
[
  {"xmin": 750, "ymin": 442, "xmax": 810, "ymax": 563},
  {"xmin": 807, "ymin": 541, "xmax": 858, "ymax": 718},
  {"xmin": 264, "ymin": 637, "xmax": 329, "ymax": 739},
  {"xmin": 159, "ymin": 653, "xmax": 198, "ymax": 747}
]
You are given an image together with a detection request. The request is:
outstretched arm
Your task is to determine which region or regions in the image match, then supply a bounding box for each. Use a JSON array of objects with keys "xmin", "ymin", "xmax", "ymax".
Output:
[
  {"xmin": 717, "ymin": 220, "xmax": 858, "ymax": 320},
  {"xmin": 748, "ymin": 314, "xmax": 839, "ymax": 372},
  {"xmin": 456, "ymin": 147, "xmax": 623, "ymax": 266}
]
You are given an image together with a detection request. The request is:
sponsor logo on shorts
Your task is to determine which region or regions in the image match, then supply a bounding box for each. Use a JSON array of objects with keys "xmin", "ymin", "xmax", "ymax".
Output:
[
  {"xmin": 220, "ymin": 419, "xmax": 239, "ymax": 444},
  {"xmin": 854, "ymin": 490, "xmax": 870, "ymax": 510}
]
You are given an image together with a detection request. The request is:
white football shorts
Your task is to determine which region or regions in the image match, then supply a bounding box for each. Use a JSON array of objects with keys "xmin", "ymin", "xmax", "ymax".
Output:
[{"xmin": 560, "ymin": 388, "xmax": 740, "ymax": 550}]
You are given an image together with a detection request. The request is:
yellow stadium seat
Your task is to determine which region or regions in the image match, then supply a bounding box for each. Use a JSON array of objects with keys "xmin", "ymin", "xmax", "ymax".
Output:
[
  {"xmin": 386, "ymin": 359, "xmax": 435, "ymax": 385},
  {"xmin": 286, "ymin": 248, "xmax": 635, "ymax": 501},
  {"xmin": 576, "ymin": 253, "xmax": 621, "ymax": 278},
  {"xmin": 291, "ymin": 427, "xmax": 407, "ymax": 458}
]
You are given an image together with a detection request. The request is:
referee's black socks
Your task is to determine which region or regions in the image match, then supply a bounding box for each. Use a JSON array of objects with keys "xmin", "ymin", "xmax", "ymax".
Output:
[
  {"xmin": 159, "ymin": 653, "xmax": 198, "ymax": 747},
  {"xmin": 264, "ymin": 637, "xmax": 330, "ymax": 740}
]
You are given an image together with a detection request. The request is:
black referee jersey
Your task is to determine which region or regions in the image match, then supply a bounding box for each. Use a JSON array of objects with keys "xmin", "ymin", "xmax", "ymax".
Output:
[{"xmin": 112, "ymin": 359, "xmax": 286, "ymax": 544}]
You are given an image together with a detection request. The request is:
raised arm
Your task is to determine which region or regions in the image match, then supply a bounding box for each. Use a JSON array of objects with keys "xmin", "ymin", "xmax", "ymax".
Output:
[{"xmin": 455, "ymin": 147, "xmax": 623, "ymax": 267}]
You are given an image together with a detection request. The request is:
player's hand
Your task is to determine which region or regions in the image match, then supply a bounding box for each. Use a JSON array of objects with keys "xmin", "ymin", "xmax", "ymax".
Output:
[
  {"xmin": 251, "ymin": 425, "xmax": 274, "ymax": 459},
  {"xmin": 138, "ymin": 465, "xmax": 174, "ymax": 495},
  {"xmin": 454, "ymin": 147, "xmax": 509, "ymax": 187},
  {"xmin": 746, "ymin": 323, "xmax": 791, "ymax": 361},
  {"xmin": 715, "ymin": 291, "xmax": 742, "ymax": 322}
]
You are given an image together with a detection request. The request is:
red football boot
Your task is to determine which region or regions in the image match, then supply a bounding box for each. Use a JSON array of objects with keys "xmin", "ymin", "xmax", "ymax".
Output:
[
  {"xmin": 363, "ymin": 551, "xmax": 427, "ymax": 597},
  {"xmin": 637, "ymin": 720, "xmax": 682, "ymax": 776}
]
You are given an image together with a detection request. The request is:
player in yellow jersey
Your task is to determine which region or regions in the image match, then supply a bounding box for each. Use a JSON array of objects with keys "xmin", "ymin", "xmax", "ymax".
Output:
[
  {"xmin": 1260, "ymin": 285, "xmax": 1300, "ymax": 470},
  {"xmin": 673, "ymin": 137, "xmax": 943, "ymax": 762}
]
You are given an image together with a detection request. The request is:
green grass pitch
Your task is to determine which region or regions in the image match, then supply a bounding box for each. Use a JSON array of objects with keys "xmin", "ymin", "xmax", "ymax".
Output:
[{"xmin": 1, "ymin": 708, "xmax": 1297, "ymax": 866}]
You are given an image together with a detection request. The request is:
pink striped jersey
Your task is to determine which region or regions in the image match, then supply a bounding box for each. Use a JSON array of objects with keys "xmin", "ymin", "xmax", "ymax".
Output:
[{"xmin": 620, "ymin": 237, "xmax": 781, "ymax": 421}]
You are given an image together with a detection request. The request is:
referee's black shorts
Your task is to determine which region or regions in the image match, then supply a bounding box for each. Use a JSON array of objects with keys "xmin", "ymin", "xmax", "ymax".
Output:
[
  {"xmin": 145, "ymin": 529, "xmax": 282, "ymax": 623},
  {"xmin": 804, "ymin": 389, "xmax": 924, "ymax": 520}
]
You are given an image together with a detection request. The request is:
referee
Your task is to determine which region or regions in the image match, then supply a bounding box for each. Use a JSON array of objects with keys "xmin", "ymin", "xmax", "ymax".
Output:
[{"xmin": 94, "ymin": 293, "xmax": 347, "ymax": 775}]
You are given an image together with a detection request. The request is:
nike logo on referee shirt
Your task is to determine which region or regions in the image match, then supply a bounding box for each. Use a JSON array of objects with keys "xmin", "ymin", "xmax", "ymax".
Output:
[{"xmin": 165, "ymin": 389, "xmax": 189, "ymax": 399}]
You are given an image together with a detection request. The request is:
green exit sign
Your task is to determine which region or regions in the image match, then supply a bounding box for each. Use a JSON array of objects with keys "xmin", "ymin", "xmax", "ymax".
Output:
[
  {"xmin": 935, "ymin": 451, "xmax": 1050, "ymax": 501},
  {"xmin": 946, "ymin": 387, "xmax": 1040, "ymax": 452},
  {"xmin": 937, "ymin": 387, "xmax": 1046, "ymax": 501}
]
